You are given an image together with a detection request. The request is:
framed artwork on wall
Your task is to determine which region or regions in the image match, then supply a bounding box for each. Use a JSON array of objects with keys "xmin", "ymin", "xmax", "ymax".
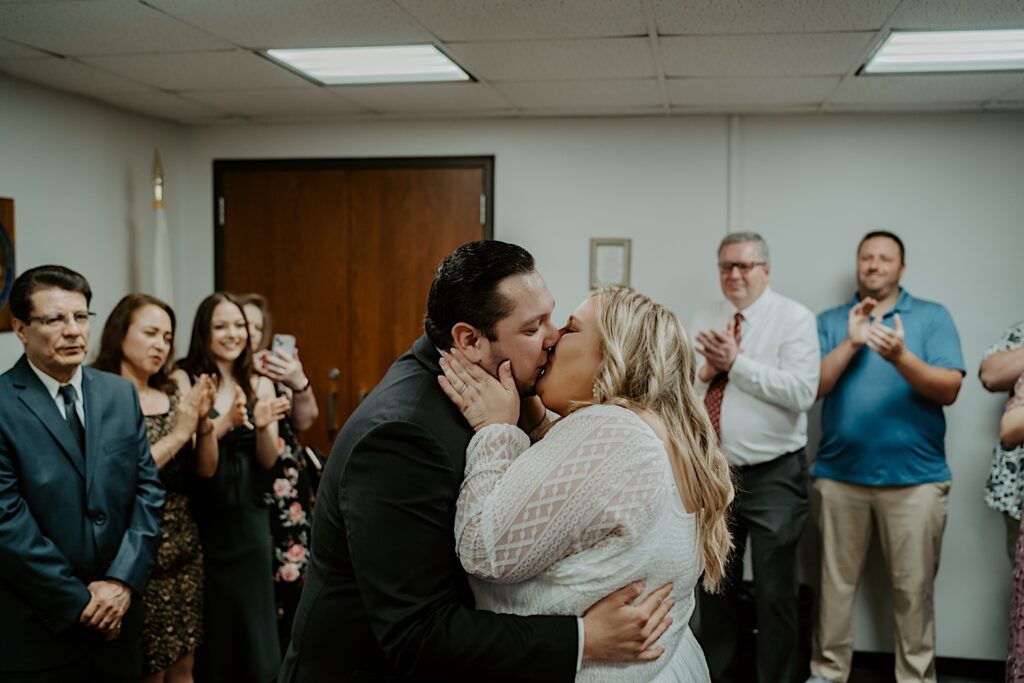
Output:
[
  {"xmin": 589, "ymin": 238, "xmax": 631, "ymax": 290},
  {"xmin": 0, "ymin": 198, "xmax": 15, "ymax": 332}
]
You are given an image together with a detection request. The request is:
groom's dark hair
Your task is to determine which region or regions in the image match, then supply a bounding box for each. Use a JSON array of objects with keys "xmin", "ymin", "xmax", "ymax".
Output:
[{"xmin": 424, "ymin": 240, "xmax": 536, "ymax": 349}]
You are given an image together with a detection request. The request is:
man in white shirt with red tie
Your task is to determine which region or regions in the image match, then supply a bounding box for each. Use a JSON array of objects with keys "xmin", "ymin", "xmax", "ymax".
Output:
[{"xmin": 689, "ymin": 232, "xmax": 820, "ymax": 683}]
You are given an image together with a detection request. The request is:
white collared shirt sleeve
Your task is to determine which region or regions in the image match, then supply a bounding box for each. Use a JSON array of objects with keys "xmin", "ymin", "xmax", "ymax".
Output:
[{"xmin": 728, "ymin": 308, "xmax": 819, "ymax": 413}]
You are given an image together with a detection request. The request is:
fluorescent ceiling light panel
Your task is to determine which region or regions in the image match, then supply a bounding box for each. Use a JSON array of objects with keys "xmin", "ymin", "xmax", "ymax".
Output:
[
  {"xmin": 266, "ymin": 45, "xmax": 470, "ymax": 85},
  {"xmin": 864, "ymin": 29, "xmax": 1024, "ymax": 74}
]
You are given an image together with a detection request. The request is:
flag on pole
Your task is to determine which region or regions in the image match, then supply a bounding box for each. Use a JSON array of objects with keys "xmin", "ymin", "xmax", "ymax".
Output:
[{"xmin": 152, "ymin": 149, "xmax": 174, "ymax": 307}]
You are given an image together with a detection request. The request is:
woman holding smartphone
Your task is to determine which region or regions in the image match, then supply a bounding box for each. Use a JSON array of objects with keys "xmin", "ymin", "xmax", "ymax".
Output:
[{"xmin": 238, "ymin": 293, "xmax": 319, "ymax": 652}]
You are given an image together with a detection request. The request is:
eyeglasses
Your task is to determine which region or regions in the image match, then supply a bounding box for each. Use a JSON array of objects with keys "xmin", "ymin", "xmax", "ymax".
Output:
[
  {"xmin": 718, "ymin": 261, "xmax": 766, "ymax": 275},
  {"xmin": 25, "ymin": 311, "xmax": 96, "ymax": 330}
]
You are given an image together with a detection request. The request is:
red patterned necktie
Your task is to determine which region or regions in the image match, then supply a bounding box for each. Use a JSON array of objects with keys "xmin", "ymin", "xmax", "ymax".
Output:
[{"xmin": 703, "ymin": 312, "xmax": 743, "ymax": 441}]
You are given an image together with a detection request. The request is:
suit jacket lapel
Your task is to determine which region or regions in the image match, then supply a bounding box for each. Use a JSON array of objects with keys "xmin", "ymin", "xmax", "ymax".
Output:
[
  {"xmin": 82, "ymin": 369, "xmax": 102, "ymax": 493},
  {"xmin": 13, "ymin": 357, "xmax": 86, "ymax": 479}
]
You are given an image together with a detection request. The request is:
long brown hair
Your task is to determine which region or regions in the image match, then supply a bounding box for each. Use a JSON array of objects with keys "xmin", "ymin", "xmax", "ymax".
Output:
[
  {"xmin": 92, "ymin": 293, "xmax": 176, "ymax": 392},
  {"xmin": 236, "ymin": 292, "xmax": 272, "ymax": 352},
  {"xmin": 589, "ymin": 287, "xmax": 734, "ymax": 592},
  {"xmin": 178, "ymin": 292, "xmax": 255, "ymax": 404}
]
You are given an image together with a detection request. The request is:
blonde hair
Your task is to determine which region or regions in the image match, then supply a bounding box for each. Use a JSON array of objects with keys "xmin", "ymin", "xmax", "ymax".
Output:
[{"xmin": 588, "ymin": 287, "xmax": 734, "ymax": 591}]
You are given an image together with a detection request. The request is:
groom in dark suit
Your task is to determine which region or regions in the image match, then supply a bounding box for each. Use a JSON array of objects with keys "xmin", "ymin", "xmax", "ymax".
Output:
[
  {"xmin": 280, "ymin": 241, "xmax": 672, "ymax": 682},
  {"xmin": 0, "ymin": 265, "xmax": 164, "ymax": 682}
]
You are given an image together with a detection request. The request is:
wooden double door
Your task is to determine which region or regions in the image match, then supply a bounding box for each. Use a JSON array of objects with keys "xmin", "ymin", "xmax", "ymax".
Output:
[{"xmin": 216, "ymin": 159, "xmax": 492, "ymax": 452}]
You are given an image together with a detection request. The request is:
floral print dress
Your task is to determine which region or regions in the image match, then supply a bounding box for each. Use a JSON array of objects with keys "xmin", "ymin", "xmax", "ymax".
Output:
[
  {"xmin": 266, "ymin": 386, "xmax": 315, "ymax": 651},
  {"xmin": 1005, "ymin": 375, "xmax": 1024, "ymax": 681},
  {"xmin": 985, "ymin": 322, "xmax": 1024, "ymax": 519}
]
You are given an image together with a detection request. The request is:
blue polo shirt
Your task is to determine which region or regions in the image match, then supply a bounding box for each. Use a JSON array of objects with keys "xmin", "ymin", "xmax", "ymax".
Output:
[{"xmin": 814, "ymin": 289, "xmax": 964, "ymax": 486}]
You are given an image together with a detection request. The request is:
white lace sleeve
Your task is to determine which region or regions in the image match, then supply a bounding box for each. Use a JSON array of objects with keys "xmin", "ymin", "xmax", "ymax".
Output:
[{"xmin": 455, "ymin": 405, "xmax": 670, "ymax": 584}]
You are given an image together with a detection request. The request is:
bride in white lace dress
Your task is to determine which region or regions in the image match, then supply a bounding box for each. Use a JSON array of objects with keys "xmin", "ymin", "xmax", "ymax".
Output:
[{"xmin": 438, "ymin": 287, "xmax": 734, "ymax": 682}]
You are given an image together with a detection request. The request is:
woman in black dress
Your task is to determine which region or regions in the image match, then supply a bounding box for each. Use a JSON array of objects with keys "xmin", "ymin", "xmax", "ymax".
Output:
[
  {"xmin": 93, "ymin": 293, "xmax": 218, "ymax": 683},
  {"xmin": 179, "ymin": 292, "xmax": 290, "ymax": 683}
]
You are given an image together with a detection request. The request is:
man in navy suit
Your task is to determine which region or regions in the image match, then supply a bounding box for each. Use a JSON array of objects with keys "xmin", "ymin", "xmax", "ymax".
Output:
[{"xmin": 0, "ymin": 265, "xmax": 164, "ymax": 682}]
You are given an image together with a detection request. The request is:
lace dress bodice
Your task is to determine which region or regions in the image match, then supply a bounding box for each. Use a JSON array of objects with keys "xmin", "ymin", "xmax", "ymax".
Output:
[{"xmin": 456, "ymin": 404, "xmax": 710, "ymax": 682}]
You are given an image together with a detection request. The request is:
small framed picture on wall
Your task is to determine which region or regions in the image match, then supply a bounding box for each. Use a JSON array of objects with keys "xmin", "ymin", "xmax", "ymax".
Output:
[
  {"xmin": 0, "ymin": 197, "xmax": 14, "ymax": 332},
  {"xmin": 589, "ymin": 238, "xmax": 631, "ymax": 290}
]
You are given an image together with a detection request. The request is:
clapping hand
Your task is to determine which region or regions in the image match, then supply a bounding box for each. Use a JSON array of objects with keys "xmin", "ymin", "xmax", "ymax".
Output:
[
  {"xmin": 867, "ymin": 313, "xmax": 906, "ymax": 363},
  {"xmin": 227, "ymin": 385, "xmax": 254, "ymax": 430},
  {"xmin": 438, "ymin": 348, "xmax": 519, "ymax": 431},
  {"xmin": 255, "ymin": 348, "xmax": 308, "ymax": 392},
  {"xmin": 848, "ymin": 298, "xmax": 877, "ymax": 346},
  {"xmin": 254, "ymin": 394, "xmax": 291, "ymax": 430},
  {"xmin": 175, "ymin": 374, "xmax": 217, "ymax": 437},
  {"xmin": 696, "ymin": 319, "xmax": 741, "ymax": 375}
]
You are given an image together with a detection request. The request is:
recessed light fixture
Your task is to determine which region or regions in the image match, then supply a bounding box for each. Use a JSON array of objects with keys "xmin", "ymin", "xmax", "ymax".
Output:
[
  {"xmin": 266, "ymin": 44, "xmax": 471, "ymax": 85},
  {"xmin": 864, "ymin": 29, "xmax": 1024, "ymax": 74}
]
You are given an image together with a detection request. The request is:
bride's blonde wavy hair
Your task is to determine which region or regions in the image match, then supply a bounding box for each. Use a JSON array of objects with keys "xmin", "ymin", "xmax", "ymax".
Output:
[{"xmin": 586, "ymin": 287, "xmax": 734, "ymax": 591}]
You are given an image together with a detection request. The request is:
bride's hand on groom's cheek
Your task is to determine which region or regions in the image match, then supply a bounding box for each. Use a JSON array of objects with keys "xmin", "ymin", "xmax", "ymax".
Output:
[{"xmin": 438, "ymin": 349, "xmax": 520, "ymax": 431}]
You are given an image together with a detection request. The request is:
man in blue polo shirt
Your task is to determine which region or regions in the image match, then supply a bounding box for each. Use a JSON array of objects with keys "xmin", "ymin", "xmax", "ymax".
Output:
[{"xmin": 807, "ymin": 231, "xmax": 964, "ymax": 683}]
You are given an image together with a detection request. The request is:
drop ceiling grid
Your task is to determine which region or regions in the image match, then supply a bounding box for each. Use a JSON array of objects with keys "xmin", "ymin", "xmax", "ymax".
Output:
[
  {"xmin": 0, "ymin": 0, "xmax": 1021, "ymax": 122},
  {"xmin": 143, "ymin": 0, "xmax": 432, "ymax": 49},
  {"xmin": 0, "ymin": 0, "xmax": 231, "ymax": 56}
]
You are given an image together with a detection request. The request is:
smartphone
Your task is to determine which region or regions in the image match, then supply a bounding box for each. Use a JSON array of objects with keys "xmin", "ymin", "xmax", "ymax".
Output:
[{"xmin": 272, "ymin": 334, "xmax": 297, "ymax": 358}]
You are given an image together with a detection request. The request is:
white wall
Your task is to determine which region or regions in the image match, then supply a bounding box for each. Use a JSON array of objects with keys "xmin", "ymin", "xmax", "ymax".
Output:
[
  {"xmin": 0, "ymin": 73, "xmax": 185, "ymax": 370},
  {"xmin": 4, "ymin": 78, "xmax": 1023, "ymax": 660}
]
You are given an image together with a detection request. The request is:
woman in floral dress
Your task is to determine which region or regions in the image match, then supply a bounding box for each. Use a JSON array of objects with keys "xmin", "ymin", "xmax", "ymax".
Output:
[
  {"xmin": 1004, "ymin": 374, "xmax": 1024, "ymax": 682},
  {"xmin": 238, "ymin": 293, "xmax": 319, "ymax": 652}
]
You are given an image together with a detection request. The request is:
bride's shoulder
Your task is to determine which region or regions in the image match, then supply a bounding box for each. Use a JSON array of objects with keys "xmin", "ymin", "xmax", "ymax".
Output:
[{"xmin": 560, "ymin": 404, "xmax": 661, "ymax": 441}]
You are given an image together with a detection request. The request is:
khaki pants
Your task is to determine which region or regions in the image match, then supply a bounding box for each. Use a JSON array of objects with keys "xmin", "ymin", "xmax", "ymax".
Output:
[{"xmin": 810, "ymin": 478, "xmax": 950, "ymax": 683}]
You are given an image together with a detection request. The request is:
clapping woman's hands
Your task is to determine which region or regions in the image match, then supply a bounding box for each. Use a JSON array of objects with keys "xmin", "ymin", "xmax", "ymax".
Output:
[
  {"xmin": 254, "ymin": 394, "xmax": 291, "ymax": 430},
  {"xmin": 175, "ymin": 374, "xmax": 216, "ymax": 437},
  {"xmin": 228, "ymin": 385, "xmax": 254, "ymax": 430},
  {"xmin": 438, "ymin": 348, "xmax": 519, "ymax": 431}
]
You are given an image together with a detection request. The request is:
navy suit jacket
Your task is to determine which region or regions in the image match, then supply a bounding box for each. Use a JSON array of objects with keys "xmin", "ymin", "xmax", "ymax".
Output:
[{"xmin": 0, "ymin": 355, "xmax": 165, "ymax": 671}]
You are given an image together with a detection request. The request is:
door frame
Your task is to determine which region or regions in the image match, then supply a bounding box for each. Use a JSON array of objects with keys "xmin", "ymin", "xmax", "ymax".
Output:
[{"xmin": 213, "ymin": 156, "xmax": 495, "ymax": 289}]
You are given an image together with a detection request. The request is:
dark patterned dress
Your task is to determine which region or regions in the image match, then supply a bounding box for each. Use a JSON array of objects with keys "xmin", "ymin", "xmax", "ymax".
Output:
[
  {"xmin": 265, "ymin": 387, "xmax": 314, "ymax": 652},
  {"xmin": 190, "ymin": 406, "xmax": 280, "ymax": 683},
  {"xmin": 1010, "ymin": 521, "xmax": 1024, "ymax": 682},
  {"xmin": 142, "ymin": 389, "xmax": 204, "ymax": 676}
]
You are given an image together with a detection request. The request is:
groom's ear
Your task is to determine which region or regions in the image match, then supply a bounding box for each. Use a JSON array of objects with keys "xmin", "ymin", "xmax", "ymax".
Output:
[{"xmin": 450, "ymin": 322, "xmax": 488, "ymax": 363}]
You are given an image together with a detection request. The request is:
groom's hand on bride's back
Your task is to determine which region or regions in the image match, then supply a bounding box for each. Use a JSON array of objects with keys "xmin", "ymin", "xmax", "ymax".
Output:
[{"xmin": 582, "ymin": 580, "xmax": 675, "ymax": 663}]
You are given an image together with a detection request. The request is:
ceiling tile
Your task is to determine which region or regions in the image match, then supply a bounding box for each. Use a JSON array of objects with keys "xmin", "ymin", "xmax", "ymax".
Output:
[
  {"xmin": 493, "ymin": 78, "xmax": 662, "ymax": 109},
  {"xmin": 81, "ymin": 50, "xmax": 308, "ymax": 91},
  {"xmin": 396, "ymin": 0, "xmax": 649, "ymax": 41},
  {"xmin": 889, "ymin": 0, "xmax": 1024, "ymax": 30},
  {"xmin": 448, "ymin": 37, "xmax": 655, "ymax": 81},
  {"xmin": 0, "ymin": 0, "xmax": 231, "ymax": 56},
  {"xmin": 0, "ymin": 56, "xmax": 153, "ymax": 94},
  {"xmin": 829, "ymin": 73, "xmax": 1024, "ymax": 105},
  {"xmin": 653, "ymin": 0, "xmax": 900, "ymax": 34},
  {"xmin": 146, "ymin": 0, "xmax": 430, "ymax": 49},
  {"xmin": 666, "ymin": 76, "xmax": 838, "ymax": 106},
  {"xmin": 327, "ymin": 82, "xmax": 513, "ymax": 113},
  {"xmin": 182, "ymin": 86, "xmax": 369, "ymax": 117},
  {"xmin": 95, "ymin": 91, "xmax": 226, "ymax": 122},
  {"xmin": 0, "ymin": 37, "xmax": 48, "ymax": 58},
  {"xmin": 660, "ymin": 32, "xmax": 876, "ymax": 77}
]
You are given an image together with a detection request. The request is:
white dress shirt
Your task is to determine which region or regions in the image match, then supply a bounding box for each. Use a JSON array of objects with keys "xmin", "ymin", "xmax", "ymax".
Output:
[
  {"xmin": 688, "ymin": 287, "xmax": 819, "ymax": 467},
  {"xmin": 27, "ymin": 359, "xmax": 85, "ymax": 424}
]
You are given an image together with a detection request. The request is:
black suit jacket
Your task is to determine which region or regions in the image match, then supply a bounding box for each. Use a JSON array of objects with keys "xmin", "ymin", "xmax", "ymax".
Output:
[
  {"xmin": 0, "ymin": 356, "xmax": 165, "ymax": 671},
  {"xmin": 279, "ymin": 335, "xmax": 577, "ymax": 682}
]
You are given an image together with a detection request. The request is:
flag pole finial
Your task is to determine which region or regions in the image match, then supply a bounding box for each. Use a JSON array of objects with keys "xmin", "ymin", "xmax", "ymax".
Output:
[{"xmin": 152, "ymin": 149, "xmax": 164, "ymax": 209}]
